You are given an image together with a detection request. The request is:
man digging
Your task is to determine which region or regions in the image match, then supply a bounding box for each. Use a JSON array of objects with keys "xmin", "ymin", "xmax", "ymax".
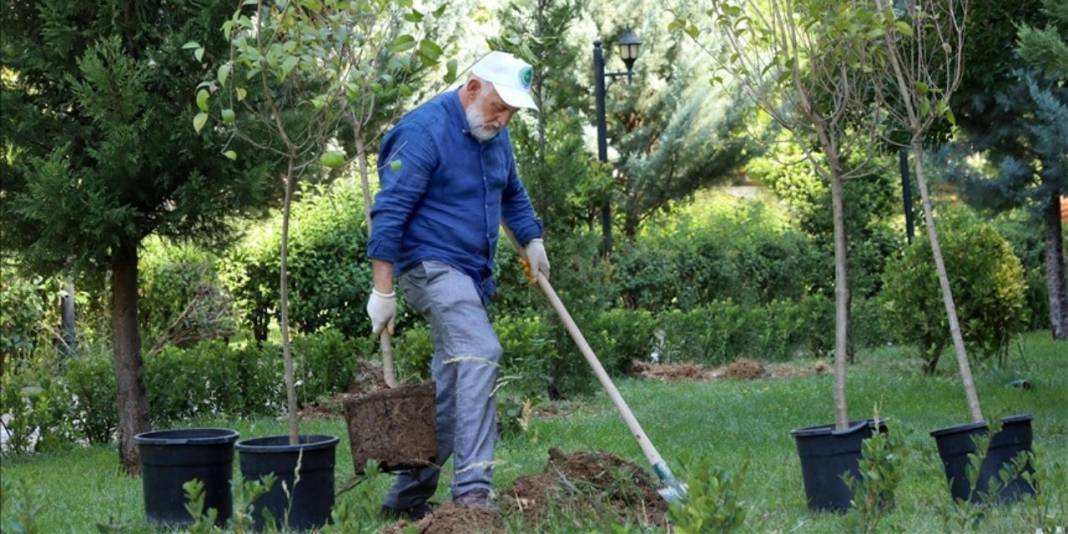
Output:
[{"xmin": 365, "ymin": 51, "xmax": 549, "ymax": 519}]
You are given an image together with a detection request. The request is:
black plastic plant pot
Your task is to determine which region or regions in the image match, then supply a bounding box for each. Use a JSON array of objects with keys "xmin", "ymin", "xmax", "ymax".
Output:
[
  {"xmin": 930, "ymin": 414, "xmax": 1035, "ymax": 504},
  {"xmin": 791, "ymin": 419, "xmax": 887, "ymax": 512},
  {"xmin": 236, "ymin": 434, "xmax": 339, "ymax": 531},
  {"xmin": 134, "ymin": 428, "xmax": 240, "ymax": 527}
]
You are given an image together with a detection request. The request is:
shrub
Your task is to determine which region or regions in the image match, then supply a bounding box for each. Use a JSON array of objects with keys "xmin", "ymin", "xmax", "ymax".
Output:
[
  {"xmin": 881, "ymin": 220, "xmax": 1028, "ymax": 372},
  {"xmin": 139, "ymin": 238, "xmax": 236, "ymax": 354},
  {"xmin": 0, "ymin": 368, "xmax": 75, "ymax": 454},
  {"xmin": 614, "ymin": 203, "xmax": 824, "ymax": 311},
  {"xmin": 582, "ymin": 308, "xmax": 656, "ymax": 373},
  {"xmin": 64, "ymin": 349, "xmax": 117, "ymax": 444},
  {"xmin": 144, "ymin": 339, "xmax": 292, "ymax": 424},
  {"xmin": 391, "ymin": 324, "xmax": 434, "ymax": 382},
  {"xmin": 220, "ymin": 181, "xmax": 373, "ymax": 341},
  {"xmin": 293, "ymin": 328, "xmax": 372, "ymax": 402},
  {"xmin": 495, "ymin": 314, "xmax": 559, "ymax": 400},
  {"xmin": 0, "ymin": 264, "xmax": 54, "ymax": 372}
]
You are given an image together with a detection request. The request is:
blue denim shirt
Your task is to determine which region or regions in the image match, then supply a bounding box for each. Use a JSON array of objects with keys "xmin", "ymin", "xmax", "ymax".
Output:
[{"xmin": 367, "ymin": 89, "xmax": 543, "ymax": 300}]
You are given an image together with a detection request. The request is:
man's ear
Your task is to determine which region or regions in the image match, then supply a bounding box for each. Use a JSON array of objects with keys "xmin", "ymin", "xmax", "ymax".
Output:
[{"xmin": 464, "ymin": 77, "xmax": 481, "ymax": 94}]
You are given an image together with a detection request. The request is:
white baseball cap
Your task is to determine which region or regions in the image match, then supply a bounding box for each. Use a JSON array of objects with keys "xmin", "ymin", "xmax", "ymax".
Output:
[{"xmin": 470, "ymin": 51, "xmax": 539, "ymax": 111}]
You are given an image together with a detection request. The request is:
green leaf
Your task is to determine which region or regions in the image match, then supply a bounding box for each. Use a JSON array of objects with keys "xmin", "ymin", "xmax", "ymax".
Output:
[
  {"xmin": 418, "ymin": 39, "xmax": 443, "ymax": 62},
  {"xmin": 914, "ymin": 81, "xmax": 928, "ymax": 96},
  {"xmin": 236, "ymin": 87, "xmax": 247, "ymax": 102},
  {"xmin": 433, "ymin": 4, "xmax": 446, "ymax": 17},
  {"xmin": 937, "ymin": 100, "xmax": 956, "ymax": 126},
  {"xmin": 390, "ymin": 159, "xmax": 402, "ymax": 172},
  {"xmin": 193, "ymin": 112, "xmax": 208, "ymax": 133},
  {"xmin": 224, "ymin": 150, "xmax": 238, "ymax": 160},
  {"xmin": 918, "ymin": 98, "xmax": 930, "ymax": 118},
  {"xmin": 221, "ymin": 108, "xmax": 235, "ymax": 124},
  {"xmin": 218, "ymin": 64, "xmax": 231, "ymax": 87},
  {"xmin": 685, "ymin": 24, "xmax": 701, "ymax": 39},
  {"xmin": 390, "ymin": 35, "xmax": 417, "ymax": 54},
  {"xmin": 196, "ymin": 89, "xmax": 210, "ymax": 112},
  {"xmin": 895, "ymin": 21, "xmax": 913, "ymax": 38},
  {"xmin": 320, "ymin": 150, "xmax": 346, "ymax": 169},
  {"xmin": 404, "ymin": 9, "xmax": 424, "ymax": 23},
  {"xmin": 444, "ymin": 59, "xmax": 458, "ymax": 84},
  {"xmin": 300, "ymin": 0, "xmax": 321, "ymax": 11},
  {"xmin": 194, "ymin": 48, "xmax": 205, "ymax": 62},
  {"xmin": 281, "ymin": 56, "xmax": 299, "ymax": 79},
  {"xmin": 668, "ymin": 19, "xmax": 686, "ymax": 33},
  {"xmin": 182, "ymin": 41, "xmax": 201, "ymax": 50}
]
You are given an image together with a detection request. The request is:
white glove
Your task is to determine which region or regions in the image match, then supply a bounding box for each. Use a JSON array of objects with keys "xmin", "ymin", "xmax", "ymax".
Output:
[
  {"xmin": 524, "ymin": 238, "xmax": 550, "ymax": 281},
  {"xmin": 366, "ymin": 288, "xmax": 396, "ymax": 335}
]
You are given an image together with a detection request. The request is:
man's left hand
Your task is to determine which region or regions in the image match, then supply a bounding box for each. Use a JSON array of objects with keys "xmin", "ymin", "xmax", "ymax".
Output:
[{"xmin": 524, "ymin": 238, "xmax": 550, "ymax": 282}]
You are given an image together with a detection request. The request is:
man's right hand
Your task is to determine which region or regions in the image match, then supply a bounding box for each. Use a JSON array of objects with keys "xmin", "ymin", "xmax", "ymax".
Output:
[{"xmin": 366, "ymin": 288, "xmax": 396, "ymax": 335}]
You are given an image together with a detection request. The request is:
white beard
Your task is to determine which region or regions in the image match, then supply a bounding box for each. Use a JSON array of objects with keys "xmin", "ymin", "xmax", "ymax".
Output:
[{"xmin": 465, "ymin": 97, "xmax": 500, "ymax": 142}]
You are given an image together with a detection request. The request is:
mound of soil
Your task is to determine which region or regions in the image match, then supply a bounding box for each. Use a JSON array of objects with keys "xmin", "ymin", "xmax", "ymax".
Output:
[
  {"xmin": 381, "ymin": 503, "xmax": 505, "ymax": 534},
  {"xmin": 630, "ymin": 360, "xmax": 712, "ymax": 380},
  {"xmin": 503, "ymin": 448, "xmax": 669, "ymax": 527},
  {"xmin": 723, "ymin": 358, "xmax": 767, "ymax": 379}
]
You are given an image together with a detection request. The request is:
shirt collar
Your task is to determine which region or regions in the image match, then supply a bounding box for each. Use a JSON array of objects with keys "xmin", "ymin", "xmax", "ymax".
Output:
[{"xmin": 444, "ymin": 88, "xmax": 470, "ymax": 135}]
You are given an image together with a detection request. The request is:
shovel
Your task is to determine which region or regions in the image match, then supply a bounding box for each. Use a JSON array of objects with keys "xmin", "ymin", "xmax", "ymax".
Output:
[{"xmin": 504, "ymin": 227, "xmax": 687, "ymax": 504}]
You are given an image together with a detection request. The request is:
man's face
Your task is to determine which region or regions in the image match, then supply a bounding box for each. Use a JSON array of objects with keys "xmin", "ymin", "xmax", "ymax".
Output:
[{"xmin": 466, "ymin": 81, "xmax": 519, "ymax": 142}]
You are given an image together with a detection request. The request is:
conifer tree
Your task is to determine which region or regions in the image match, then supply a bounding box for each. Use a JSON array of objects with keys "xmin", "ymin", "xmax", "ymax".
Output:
[
  {"xmin": 1, "ymin": 1, "xmax": 271, "ymax": 472},
  {"xmin": 950, "ymin": 0, "xmax": 1068, "ymax": 339}
]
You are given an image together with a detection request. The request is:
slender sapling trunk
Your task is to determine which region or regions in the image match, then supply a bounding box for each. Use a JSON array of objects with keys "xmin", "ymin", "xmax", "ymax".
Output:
[
  {"xmin": 912, "ymin": 141, "xmax": 984, "ymax": 423},
  {"xmin": 279, "ymin": 160, "xmax": 300, "ymax": 445}
]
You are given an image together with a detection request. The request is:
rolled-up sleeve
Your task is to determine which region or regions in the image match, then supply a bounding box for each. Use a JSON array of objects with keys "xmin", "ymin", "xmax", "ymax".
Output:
[
  {"xmin": 367, "ymin": 123, "xmax": 438, "ymax": 262},
  {"xmin": 501, "ymin": 147, "xmax": 544, "ymax": 246}
]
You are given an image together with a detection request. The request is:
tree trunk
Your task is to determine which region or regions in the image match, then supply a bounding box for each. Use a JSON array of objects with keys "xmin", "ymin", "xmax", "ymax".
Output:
[
  {"xmin": 60, "ymin": 279, "xmax": 77, "ymax": 356},
  {"xmin": 1042, "ymin": 185, "xmax": 1067, "ymax": 340},
  {"xmin": 280, "ymin": 164, "xmax": 300, "ymax": 445},
  {"xmin": 535, "ymin": 0, "xmax": 546, "ymax": 165},
  {"xmin": 356, "ymin": 136, "xmax": 373, "ymax": 231},
  {"xmin": 913, "ymin": 141, "xmax": 984, "ymax": 423},
  {"xmin": 825, "ymin": 153, "xmax": 850, "ymax": 431},
  {"xmin": 111, "ymin": 239, "xmax": 150, "ymax": 474}
]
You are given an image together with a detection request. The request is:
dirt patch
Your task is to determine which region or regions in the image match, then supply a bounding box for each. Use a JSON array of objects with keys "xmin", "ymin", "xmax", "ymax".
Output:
[
  {"xmin": 630, "ymin": 360, "xmax": 714, "ymax": 380},
  {"xmin": 723, "ymin": 358, "xmax": 767, "ymax": 379},
  {"xmin": 381, "ymin": 503, "xmax": 505, "ymax": 534},
  {"xmin": 766, "ymin": 360, "xmax": 830, "ymax": 379},
  {"xmin": 502, "ymin": 448, "xmax": 668, "ymax": 527},
  {"xmin": 630, "ymin": 358, "xmax": 832, "ymax": 382}
]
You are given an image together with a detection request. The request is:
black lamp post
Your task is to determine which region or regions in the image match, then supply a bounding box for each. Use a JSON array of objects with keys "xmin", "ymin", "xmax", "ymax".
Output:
[{"xmin": 593, "ymin": 28, "xmax": 641, "ymax": 257}]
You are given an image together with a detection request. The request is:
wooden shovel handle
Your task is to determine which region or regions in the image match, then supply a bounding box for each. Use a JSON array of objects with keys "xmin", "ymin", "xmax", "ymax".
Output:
[
  {"xmin": 501, "ymin": 226, "xmax": 667, "ymax": 469},
  {"xmin": 381, "ymin": 331, "xmax": 397, "ymax": 388}
]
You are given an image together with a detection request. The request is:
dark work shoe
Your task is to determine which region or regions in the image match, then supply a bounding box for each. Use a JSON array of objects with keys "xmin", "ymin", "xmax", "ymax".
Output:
[
  {"xmin": 453, "ymin": 488, "xmax": 498, "ymax": 511},
  {"xmin": 380, "ymin": 501, "xmax": 434, "ymax": 521}
]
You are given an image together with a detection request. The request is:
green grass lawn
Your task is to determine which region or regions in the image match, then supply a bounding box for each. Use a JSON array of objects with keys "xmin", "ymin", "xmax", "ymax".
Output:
[{"xmin": 3, "ymin": 332, "xmax": 1066, "ymax": 532}]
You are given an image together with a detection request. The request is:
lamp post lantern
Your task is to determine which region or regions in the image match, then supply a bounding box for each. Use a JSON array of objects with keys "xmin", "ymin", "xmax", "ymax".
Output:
[{"xmin": 593, "ymin": 28, "xmax": 641, "ymax": 257}]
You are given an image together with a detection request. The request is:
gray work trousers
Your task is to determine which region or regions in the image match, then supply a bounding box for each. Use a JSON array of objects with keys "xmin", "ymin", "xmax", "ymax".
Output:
[{"xmin": 383, "ymin": 261, "xmax": 502, "ymax": 508}]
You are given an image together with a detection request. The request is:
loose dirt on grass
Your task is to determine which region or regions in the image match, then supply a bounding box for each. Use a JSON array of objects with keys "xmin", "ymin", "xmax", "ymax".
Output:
[
  {"xmin": 630, "ymin": 358, "xmax": 830, "ymax": 382},
  {"xmin": 630, "ymin": 360, "xmax": 713, "ymax": 380},
  {"xmin": 502, "ymin": 447, "xmax": 669, "ymax": 528},
  {"xmin": 723, "ymin": 358, "xmax": 767, "ymax": 378},
  {"xmin": 380, "ymin": 503, "xmax": 505, "ymax": 534}
]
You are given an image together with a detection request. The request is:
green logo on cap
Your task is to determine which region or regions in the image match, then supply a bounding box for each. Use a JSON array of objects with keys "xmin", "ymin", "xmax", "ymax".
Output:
[{"xmin": 519, "ymin": 66, "xmax": 533, "ymax": 89}]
